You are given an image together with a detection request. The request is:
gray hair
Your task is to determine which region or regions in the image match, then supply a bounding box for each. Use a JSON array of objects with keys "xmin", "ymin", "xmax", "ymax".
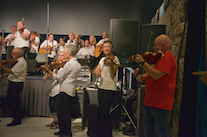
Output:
[
  {"xmin": 14, "ymin": 48, "xmax": 24, "ymax": 57},
  {"xmin": 64, "ymin": 44, "xmax": 76, "ymax": 56}
]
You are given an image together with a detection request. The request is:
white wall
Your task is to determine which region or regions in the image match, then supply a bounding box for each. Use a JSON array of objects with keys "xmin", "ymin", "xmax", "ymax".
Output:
[{"xmin": 0, "ymin": 0, "xmax": 162, "ymax": 35}]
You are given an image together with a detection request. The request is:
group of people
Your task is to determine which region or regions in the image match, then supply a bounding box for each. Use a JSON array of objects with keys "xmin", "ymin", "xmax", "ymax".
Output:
[
  {"xmin": 0, "ymin": 20, "xmax": 180, "ymax": 137},
  {"xmin": 0, "ymin": 21, "xmax": 110, "ymax": 68}
]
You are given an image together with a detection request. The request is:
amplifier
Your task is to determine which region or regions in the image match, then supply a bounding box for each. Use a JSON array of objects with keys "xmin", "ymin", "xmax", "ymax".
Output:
[{"xmin": 76, "ymin": 66, "xmax": 91, "ymax": 87}]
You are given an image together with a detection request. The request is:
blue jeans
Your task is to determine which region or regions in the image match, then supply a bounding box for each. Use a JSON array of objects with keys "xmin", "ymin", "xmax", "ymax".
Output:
[{"xmin": 143, "ymin": 106, "xmax": 171, "ymax": 137}]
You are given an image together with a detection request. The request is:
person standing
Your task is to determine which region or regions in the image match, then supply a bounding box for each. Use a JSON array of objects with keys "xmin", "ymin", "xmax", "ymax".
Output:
[
  {"xmin": 0, "ymin": 48, "xmax": 27, "ymax": 126},
  {"xmin": 11, "ymin": 21, "xmax": 30, "ymax": 57},
  {"xmin": 3, "ymin": 26, "xmax": 17, "ymax": 60},
  {"xmin": 134, "ymin": 34, "xmax": 177, "ymax": 137},
  {"xmin": 42, "ymin": 45, "xmax": 81, "ymax": 137},
  {"xmin": 43, "ymin": 51, "xmax": 65, "ymax": 129},
  {"xmin": 28, "ymin": 31, "xmax": 40, "ymax": 59},
  {"xmin": 93, "ymin": 40, "xmax": 120, "ymax": 137}
]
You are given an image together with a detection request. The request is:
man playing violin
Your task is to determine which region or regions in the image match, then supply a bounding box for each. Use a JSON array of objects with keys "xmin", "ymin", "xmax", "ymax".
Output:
[
  {"xmin": 133, "ymin": 34, "xmax": 177, "ymax": 137},
  {"xmin": 75, "ymin": 34, "xmax": 84, "ymax": 51},
  {"xmin": 41, "ymin": 45, "xmax": 81, "ymax": 137},
  {"xmin": 93, "ymin": 40, "xmax": 120, "ymax": 137},
  {"xmin": 11, "ymin": 21, "xmax": 30, "ymax": 57},
  {"xmin": 0, "ymin": 48, "xmax": 27, "ymax": 127},
  {"xmin": 65, "ymin": 33, "xmax": 78, "ymax": 50}
]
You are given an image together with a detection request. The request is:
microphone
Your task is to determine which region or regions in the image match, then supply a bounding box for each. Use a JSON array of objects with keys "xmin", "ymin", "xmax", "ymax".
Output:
[{"xmin": 2, "ymin": 28, "xmax": 5, "ymax": 31}]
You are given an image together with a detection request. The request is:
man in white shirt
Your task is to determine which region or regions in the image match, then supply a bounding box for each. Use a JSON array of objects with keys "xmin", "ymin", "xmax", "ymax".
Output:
[
  {"xmin": 76, "ymin": 40, "xmax": 94, "ymax": 56},
  {"xmin": 0, "ymin": 48, "xmax": 27, "ymax": 127},
  {"xmin": 3, "ymin": 26, "xmax": 17, "ymax": 60},
  {"xmin": 11, "ymin": 21, "xmax": 30, "ymax": 57},
  {"xmin": 95, "ymin": 32, "xmax": 109, "ymax": 64},
  {"xmin": 39, "ymin": 34, "xmax": 58, "ymax": 63},
  {"xmin": 42, "ymin": 44, "xmax": 81, "ymax": 137},
  {"xmin": 65, "ymin": 33, "xmax": 77, "ymax": 46}
]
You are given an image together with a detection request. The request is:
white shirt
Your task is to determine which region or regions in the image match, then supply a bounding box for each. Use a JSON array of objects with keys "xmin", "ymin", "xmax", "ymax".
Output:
[
  {"xmin": 30, "ymin": 36, "xmax": 40, "ymax": 53},
  {"xmin": 40, "ymin": 40, "xmax": 58, "ymax": 58},
  {"xmin": 5, "ymin": 34, "xmax": 15, "ymax": 46},
  {"xmin": 53, "ymin": 58, "xmax": 81, "ymax": 97},
  {"xmin": 8, "ymin": 57, "xmax": 27, "ymax": 82},
  {"xmin": 98, "ymin": 56, "xmax": 120, "ymax": 91},
  {"xmin": 0, "ymin": 44, "xmax": 6, "ymax": 54},
  {"xmin": 89, "ymin": 44, "xmax": 95, "ymax": 55},
  {"xmin": 57, "ymin": 45, "xmax": 64, "ymax": 53},
  {"xmin": 50, "ymin": 69, "xmax": 62, "ymax": 97},
  {"xmin": 96, "ymin": 38, "xmax": 109, "ymax": 46},
  {"xmin": 14, "ymin": 28, "xmax": 30, "ymax": 48},
  {"xmin": 76, "ymin": 47, "xmax": 94, "ymax": 56},
  {"xmin": 65, "ymin": 39, "xmax": 77, "ymax": 46}
]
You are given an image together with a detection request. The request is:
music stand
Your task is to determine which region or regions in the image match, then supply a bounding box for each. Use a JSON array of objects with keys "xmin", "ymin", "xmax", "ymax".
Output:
[{"xmin": 35, "ymin": 53, "xmax": 48, "ymax": 65}]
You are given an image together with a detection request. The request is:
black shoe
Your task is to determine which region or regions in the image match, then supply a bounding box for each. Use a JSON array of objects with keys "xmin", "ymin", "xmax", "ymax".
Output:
[
  {"xmin": 54, "ymin": 131, "xmax": 63, "ymax": 136},
  {"xmin": 7, "ymin": 120, "xmax": 21, "ymax": 127},
  {"xmin": 59, "ymin": 135, "xmax": 71, "ymax": 137}
]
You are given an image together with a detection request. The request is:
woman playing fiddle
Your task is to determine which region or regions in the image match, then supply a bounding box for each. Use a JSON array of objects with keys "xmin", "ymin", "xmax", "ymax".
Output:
[
  {"xmin": 89, "ymin": 35, "xmax": 96, "ymax": 53},
  {"xmin": 41, "ymin": 51, "xmax": 64, "ymax": 129},
  {"xmin": 93, "ymin": 40, "xmax": 120, "ymax": 137},
  {"xmin": 28, "ymin": 31, "xmax": 40, "ymax": 59}
]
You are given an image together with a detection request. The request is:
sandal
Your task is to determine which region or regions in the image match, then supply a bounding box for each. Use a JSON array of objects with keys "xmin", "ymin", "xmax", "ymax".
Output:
[
  {"xmin": 46, "ymin": 121, "xmax": 57, "ymax": 127},
  {"xmin": 50, "ymin": 123, "xmax": 59, "ymax": 129}
]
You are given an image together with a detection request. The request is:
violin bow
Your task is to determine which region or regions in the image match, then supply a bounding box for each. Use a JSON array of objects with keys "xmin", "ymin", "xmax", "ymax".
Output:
[{"xmin": 147, "ymin": 31, "xmax": 154, "ymax": 51}]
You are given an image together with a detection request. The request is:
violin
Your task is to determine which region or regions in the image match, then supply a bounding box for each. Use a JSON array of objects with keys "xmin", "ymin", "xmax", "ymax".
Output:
[
  {"xmin": 129, "ymin": 50, "xmax": 163, "ymax": 64},
  {"xmin": 104, "ymin": 52, "xmax": 115, "ymax": 65},
  {"xmin": 18, "ymin": 27, "xmax": 25, "ymax": 33},
  {"xmin": 142, "ymin": 50, "xmax": 163, "ymax": 64},
  {"xmin": 0, "ymin": 59, "xmax": 18, "ymax": 67},
  {"xmin": 35, "ymin": 59, "xmax": 69, "ymax": 73}
]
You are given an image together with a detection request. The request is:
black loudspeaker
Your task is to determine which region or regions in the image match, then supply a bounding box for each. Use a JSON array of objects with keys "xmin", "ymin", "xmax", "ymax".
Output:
[
  {"xmin": 110, "ymin": 19, "xmax": 141, "ymax": 64},
  {"xmin": 26, "ymin": 59, "xmax": 37, "ymax": 73},
  {"xmin": 140, "ymin": 24, "xmax": 166, "ymax": 55}
]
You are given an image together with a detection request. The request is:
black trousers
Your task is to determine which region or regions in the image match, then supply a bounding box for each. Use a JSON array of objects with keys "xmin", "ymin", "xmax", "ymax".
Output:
[
  {"xmin": 22, "ymin": 47, "xmax": 29, "ymax": 58},
  {"xmin": 98, "ymin": 88, "xmax": 117, "ymax": 137},
  {"xmin": 57, "ymin": 92, "xmax": 80, "ymax": 136},
  {"xmin": 6, "ymin": 81, "xmax": 24, "ymax": 122}
]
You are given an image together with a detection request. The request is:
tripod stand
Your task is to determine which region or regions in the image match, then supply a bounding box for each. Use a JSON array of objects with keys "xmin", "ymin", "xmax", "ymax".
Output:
[{"xmin": 109, "ymin": 93, "xmax": 137, "ymax": 131}]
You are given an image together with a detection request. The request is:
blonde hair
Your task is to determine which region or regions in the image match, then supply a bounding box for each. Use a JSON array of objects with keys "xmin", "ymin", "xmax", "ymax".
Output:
[{"xmin": 89, "ymin": 35, "xmax": 97, "ymax": 44}]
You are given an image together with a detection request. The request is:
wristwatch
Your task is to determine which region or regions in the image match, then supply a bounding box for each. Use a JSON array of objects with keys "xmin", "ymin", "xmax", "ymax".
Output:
[{"xmin": 140, "ymin": 60, "xmax": 146, "ymax": 66}]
